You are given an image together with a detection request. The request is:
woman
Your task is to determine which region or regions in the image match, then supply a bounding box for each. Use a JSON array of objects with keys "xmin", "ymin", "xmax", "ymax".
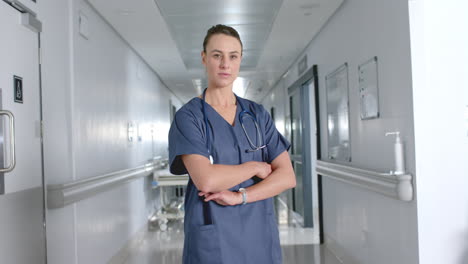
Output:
[{"xmin": 168, "ymin": 24, "xmax": 296, "ymax": 264}]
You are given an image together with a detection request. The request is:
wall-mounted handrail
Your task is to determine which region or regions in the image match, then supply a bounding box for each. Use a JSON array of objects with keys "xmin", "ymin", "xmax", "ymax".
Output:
[
  {"xmin": 47, "ymin": 158, "xmax": 169, "ymax": 209},
  {"xmin": 316, "ymin": 160, "xmax": 413, "ymax": 201}
]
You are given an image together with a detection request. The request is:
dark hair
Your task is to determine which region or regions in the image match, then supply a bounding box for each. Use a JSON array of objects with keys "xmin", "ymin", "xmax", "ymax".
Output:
[{"xmin": 202, "ymin": 24, "xmax": 243, "ymax": 55}]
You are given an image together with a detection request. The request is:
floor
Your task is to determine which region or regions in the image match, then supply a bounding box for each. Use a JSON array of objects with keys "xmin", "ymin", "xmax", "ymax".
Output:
[{"xmin": 119, "ymin": 220, "xmax": 342, "ymax": 264}]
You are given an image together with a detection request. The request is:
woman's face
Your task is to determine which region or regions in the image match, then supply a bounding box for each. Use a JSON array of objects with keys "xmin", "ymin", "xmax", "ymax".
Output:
[{"xmin": 202, "ymin": 34, "xmax": 242, "ymax": 89}]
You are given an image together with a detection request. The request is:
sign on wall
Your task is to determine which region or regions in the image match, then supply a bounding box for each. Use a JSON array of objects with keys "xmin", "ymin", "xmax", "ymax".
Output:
[
  {"xmin": 14, "ymin": 75, "xmax": 23, "ymax": 103},
  {"xmin": 358, "ymin": 56, "xmax": 380, "ymax": 120},
  {"xmin": 298, "ymin": 55, "xmax": 308, "ymax": 76},
  {"xmin": 325, "ymin": 63, "xmax": 351, "ymax": 162}
]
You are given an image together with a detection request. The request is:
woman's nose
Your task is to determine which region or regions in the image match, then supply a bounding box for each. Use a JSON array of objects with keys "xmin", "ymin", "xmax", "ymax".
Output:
[{"xmin": 220, "ymin": 57, "xmax": 229, "ymax": 69}]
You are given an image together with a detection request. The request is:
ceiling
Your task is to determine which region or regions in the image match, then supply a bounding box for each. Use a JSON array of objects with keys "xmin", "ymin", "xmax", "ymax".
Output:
[{"xmin": 87, "ymin": 0, "xmax": 343, "ymax": 103}]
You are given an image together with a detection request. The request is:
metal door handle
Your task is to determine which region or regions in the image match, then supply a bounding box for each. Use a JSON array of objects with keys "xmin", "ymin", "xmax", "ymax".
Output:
[{"xmin": 0, "ymin": 110, "xmax": 16, "ymax": 172}]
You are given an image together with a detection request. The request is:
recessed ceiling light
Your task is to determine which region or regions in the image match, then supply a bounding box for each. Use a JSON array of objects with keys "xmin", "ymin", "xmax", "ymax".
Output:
[
  {"xmin": 117, "ymin": 9, "xmax": 134, "ymax": 16},
  {"xmin": 192, "ymin": 79, "xmax": 202, "ymax": 86},
  {"xmin": 299, "ymin": 3, "xmax": 320, "ymax": 9},
  {"xmin": 233, "ymin": 77, "xmax": 248, "ymax": 97}
]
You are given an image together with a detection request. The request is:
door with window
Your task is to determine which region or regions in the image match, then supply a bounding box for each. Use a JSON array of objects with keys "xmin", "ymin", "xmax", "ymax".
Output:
[
  {"xmin": 287, "ymin": 65, "xmax": 321, "ymax": 243},
  {"xmin": 0, "ymin": 1, "xmax": 46, "ymax": 263},
  {"xmin": 289, "ymin": 88, "xmax": 305, "ymax": 224}
]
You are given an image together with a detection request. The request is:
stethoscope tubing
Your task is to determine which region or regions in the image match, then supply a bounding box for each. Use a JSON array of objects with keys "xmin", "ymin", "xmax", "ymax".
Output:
[
  {"xmin": 201, "ymin": 88, "xmax": 266, "ymax": 162},
  {"xmin": 239, "ymin": 110, "xmax": 264, "ymax": 151}
]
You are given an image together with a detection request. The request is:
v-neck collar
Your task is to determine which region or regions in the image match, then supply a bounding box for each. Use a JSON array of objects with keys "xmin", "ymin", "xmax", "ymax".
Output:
[{"xmin": 198, "ymin": 97, "xmax": 239, "ymax": 127}]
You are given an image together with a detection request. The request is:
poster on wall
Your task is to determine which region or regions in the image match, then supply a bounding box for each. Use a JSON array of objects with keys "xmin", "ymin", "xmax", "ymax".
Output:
[
  {"xmin": 359, "ymin": 56, "xmax": 380, "ymax": 120},
  {"xmin": 325, "ymin": 63, "xmax": 351, "ymax": 162}
]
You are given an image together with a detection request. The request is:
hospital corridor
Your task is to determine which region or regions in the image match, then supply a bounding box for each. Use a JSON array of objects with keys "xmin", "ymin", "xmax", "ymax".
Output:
[{"xmin": 1, "ymin": 0, "xmax": 467, "ymax": 263}]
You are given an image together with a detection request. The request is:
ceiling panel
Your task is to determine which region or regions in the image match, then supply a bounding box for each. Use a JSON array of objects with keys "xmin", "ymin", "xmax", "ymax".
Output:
[
  {"xmin": 87, "ymin": 0, "xmax": 344, "ymax": 103},
  {"xmin": 154, "ymin": 0, "xmax": 283, "ymax": 73},
  {"xmin": 155, "ymin": 0, "xmax": 283, "ymax": 16}
]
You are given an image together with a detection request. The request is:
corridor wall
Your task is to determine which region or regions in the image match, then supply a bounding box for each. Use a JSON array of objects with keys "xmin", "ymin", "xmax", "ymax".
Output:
[
  {"xmin": 263, "ymin": 0, "xmax": 418, "ymax": 263},
  {"xmin": 32, "ymin": 0, "xmax": 182, "ymax": 263},
  {"xmin": 409, "ymin": 0, "xmax": 468, "ymax": 263}
]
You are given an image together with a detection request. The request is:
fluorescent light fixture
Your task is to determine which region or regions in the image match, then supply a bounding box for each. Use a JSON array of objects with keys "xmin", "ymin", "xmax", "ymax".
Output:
[
  {"xmin": 233, "ymin": 77, "xmax": 246, "ymax": 97},
  {"xmin": 193, "ymin": 78, "xmax": 247, "ymax": 97},
  {"xmin": 117, "ymin": 9, "xmax": 134, "ymax": 16},
  {"xmin": 192, "ymin": 79, "xmax": 202, "ymax": 94}
]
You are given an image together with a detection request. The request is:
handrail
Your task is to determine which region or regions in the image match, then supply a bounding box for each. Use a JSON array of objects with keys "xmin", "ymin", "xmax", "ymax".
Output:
[
  {"xmin": 316, "ymin": 160, "xmax": 413, "ymax": 201},
  {"xmin": 47, "ymin": 158, "xmax": 169, "ymax": 209}
]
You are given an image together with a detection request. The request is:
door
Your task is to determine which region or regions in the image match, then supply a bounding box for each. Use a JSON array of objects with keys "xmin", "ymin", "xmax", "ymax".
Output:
[
  {"xmin": 0, "ymin": 1, "xmax": 46, "ymax": 263},
  {"xmin": 287, "ymin": 65, "xmax": 321, "ymax": 243},
  {"xmin": 289, "ymin": 89, "xmax": 305, "ymax": 224}
]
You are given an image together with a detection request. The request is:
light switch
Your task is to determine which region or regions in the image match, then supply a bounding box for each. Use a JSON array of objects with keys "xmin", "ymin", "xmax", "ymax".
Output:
[{"xmin": 79, "ymin": 11, "xmax": 89, "ymax": 39}]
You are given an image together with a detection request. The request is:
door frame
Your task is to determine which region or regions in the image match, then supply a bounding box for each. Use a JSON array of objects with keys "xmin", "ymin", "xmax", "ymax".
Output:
[
  {"xmin": 287, "ymin": 65, "xmax": 323, "ymax": 243},
  {"xmin": 0, "ymin": 0, "xmax": 47, "ymax": 262}
]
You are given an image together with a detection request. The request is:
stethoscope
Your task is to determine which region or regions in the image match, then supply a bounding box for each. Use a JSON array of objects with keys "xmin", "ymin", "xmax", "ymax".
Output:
[{"xmin": 201, "ymin": 88, "xmax": 267, "ymax": 164}]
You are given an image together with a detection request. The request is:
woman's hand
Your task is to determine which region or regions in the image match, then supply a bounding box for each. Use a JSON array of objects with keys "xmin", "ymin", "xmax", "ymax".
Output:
[{"xmin": 199, "ymin": 190, "xmax": 242, "ymax": 206}]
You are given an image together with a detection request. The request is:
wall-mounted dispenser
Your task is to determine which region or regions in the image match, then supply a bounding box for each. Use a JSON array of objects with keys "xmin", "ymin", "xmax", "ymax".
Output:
[{"xmin": 385, "ymin": 131, "xmax": 405, "ymax": 175}]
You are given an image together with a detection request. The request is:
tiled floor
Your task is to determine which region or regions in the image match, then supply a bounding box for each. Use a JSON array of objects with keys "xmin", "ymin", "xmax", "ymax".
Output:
[{"xmin": 120, "ymin": 220, "xmax": 342, "ymax": 264}]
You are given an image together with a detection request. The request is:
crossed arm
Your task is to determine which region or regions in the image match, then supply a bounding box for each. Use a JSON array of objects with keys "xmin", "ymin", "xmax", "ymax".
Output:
[{"xmin": 181, "ymin": 150, "xmax": 296, "ymax": 206}]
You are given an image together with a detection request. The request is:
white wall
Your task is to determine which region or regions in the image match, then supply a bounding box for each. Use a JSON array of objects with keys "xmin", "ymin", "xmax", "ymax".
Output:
[
  {"xmin": 263, "ymin": 0, "xmax": 419, "ymax": 263},
  {"xmin": 262, "ymin": 79, "xmax": 288, "ymax": 137},
  {"xmin": 409, "ymin": 0, "xmax": 468, "ymax": 263},
  {"xmin": 35, "ymin": 0, "xmax": 182, "ymax": 263}
]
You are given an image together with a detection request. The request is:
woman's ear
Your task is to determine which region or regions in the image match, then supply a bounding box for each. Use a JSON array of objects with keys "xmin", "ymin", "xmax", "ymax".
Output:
[{"xmin": 201, "ymin": 51, "xmax": 206, "ymax": 65}]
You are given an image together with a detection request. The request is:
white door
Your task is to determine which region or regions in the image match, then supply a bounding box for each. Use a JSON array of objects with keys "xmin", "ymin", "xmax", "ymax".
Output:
[{"xmin": 0, "ymin": 1, "xmax": 46, "ymax": 263}]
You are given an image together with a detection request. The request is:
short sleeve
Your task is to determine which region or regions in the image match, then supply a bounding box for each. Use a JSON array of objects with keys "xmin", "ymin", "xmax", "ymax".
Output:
[
  {"xmin": 168, "ymin": 110, "xmax": 209, "ymax": 175},
  {"xmin": 260, "ymin": 105, "xmax": 291, "ymax": 163}
]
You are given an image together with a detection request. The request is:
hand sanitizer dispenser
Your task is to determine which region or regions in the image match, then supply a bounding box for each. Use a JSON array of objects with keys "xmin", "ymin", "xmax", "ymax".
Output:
[{"xmin": 385, "ymin": 132, "xmax": 405, "ymax": 175}]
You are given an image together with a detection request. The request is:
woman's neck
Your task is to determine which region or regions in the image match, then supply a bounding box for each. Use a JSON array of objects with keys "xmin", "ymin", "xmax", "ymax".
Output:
[{"xmin": 204, "ymin": 87, "xmax": 236, "ymax": 107}]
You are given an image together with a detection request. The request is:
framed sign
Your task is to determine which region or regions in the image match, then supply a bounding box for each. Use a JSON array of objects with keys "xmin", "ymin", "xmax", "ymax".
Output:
[
  {"xmin": 358, "ymin": 56, "xmax": 380, "ymax": 120},
  {"xmin": 298, "ymin": 55, "xmax": 308, "ymax": 76},
  {"xmin": 14, "ymin": 75, "xmax": 23, "ymax": 103},
  {"xmin": 325, "ymin": 63, "xmax": 351, "ymax": 162}
]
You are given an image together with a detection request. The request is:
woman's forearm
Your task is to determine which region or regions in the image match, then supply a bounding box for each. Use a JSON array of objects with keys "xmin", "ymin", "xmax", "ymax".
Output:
[
  {"xmin": 201, "ymin": 151, "xmax": 296, "ymax": 205},
  {"xmin": 203, "ymin": 162, "xmax": 260, "ymax": 192},
  {"xmin": 243, "ymin": 164, "xmax": 296, "ymax": 204},
  {"xmin": 245, "ymin": 151, "xmax": 296, "ymax": 203},
  {"xmin": 182, "ymin": 154, "xmax": 271, "ymax": 193}
]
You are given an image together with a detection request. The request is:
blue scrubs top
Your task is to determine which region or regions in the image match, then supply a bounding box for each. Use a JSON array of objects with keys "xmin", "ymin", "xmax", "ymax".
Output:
[{"xmin": 168, "ymin": 96, "xmax": 290, "ymax": 264}]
